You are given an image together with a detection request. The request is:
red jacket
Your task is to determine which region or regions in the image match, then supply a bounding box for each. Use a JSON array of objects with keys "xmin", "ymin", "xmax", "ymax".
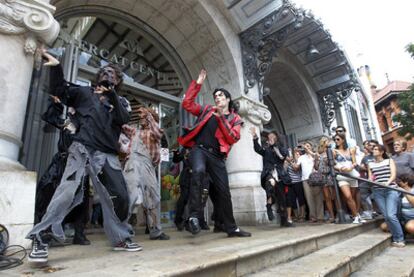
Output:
[{"xmin": 177, "ymin": 81, "xmax": 243, "ymax": 157}]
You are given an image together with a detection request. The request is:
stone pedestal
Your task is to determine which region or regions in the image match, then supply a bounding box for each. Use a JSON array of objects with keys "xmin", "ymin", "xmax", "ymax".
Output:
[
  {"xmin": 1, "ymin": 171, "xmax": 37, "ymax": 248},
  {"xmin": 227, "ymin": 95, "xmax": 272, "ymax": 225},
  {"xmin": 0, "ymin": 0, "xmax": 59, "ymax": 248}
]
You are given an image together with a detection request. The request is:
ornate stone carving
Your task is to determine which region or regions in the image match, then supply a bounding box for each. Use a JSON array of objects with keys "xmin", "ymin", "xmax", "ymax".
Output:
[
  {"xmin": 234, "ymin": 95, "xmax": 272, "ymax": 125},
  {"xmin": 0, "ymin": 0, "xmax": 59, "ymax": 54}
]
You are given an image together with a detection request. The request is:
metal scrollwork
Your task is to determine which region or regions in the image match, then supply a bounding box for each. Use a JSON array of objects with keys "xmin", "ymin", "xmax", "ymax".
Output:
[
  {"xmin": 240, "ymin": 0, "xmax": 305, "ymax": 101},
  {"xmin": 318, "ymin": 73, "xmax": 361, "ymax": 130}
]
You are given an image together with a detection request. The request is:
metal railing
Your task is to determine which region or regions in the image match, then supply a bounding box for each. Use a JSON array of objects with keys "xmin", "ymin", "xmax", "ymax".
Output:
[{"xmin": 326, "ymin": 148, "xmax": 414, "ymax": 224}]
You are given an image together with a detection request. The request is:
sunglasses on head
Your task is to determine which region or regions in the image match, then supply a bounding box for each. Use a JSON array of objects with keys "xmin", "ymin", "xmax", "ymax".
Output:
[{"xmin": 336, "ymin": 129, "xmax": 344, "ymax": 133}]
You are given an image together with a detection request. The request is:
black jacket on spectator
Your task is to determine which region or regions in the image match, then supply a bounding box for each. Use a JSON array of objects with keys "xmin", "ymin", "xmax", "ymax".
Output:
[{"xmin": 253, "ymin": 137, "xmax": 289, "ymax": 186}]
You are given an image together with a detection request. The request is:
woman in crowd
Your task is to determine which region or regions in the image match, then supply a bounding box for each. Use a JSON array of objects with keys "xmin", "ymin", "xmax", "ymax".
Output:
[
  {"xmin": 333, "ymin": 133, "xmax": 363, "ymax": 224},
  {"xmin": 315, "ymin": 137, "xmax": 336, "ymax": 223},
  {"xmin": 294, "ymin": 142, "xmax": 324, "ymax": 222},
  {"xmin": 286, "ymin": 148, "xmax": 306, "ymax": 223},
  {"xmin": 398, "ymin": 174, "xmax": 414, "ymax": 236},
  {"xmin": 368, "ymin": 144, "xmax": 405, "ymax": 247}
]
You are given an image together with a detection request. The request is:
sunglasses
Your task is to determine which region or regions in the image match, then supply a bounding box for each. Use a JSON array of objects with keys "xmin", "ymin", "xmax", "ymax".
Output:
[
  {"xmin": 334, "ymin": 138, "xmax": 342, "ymax": 141},
  {"xmin": 336, "ymin": 130, "xmax": 345, "ymax": 133}
]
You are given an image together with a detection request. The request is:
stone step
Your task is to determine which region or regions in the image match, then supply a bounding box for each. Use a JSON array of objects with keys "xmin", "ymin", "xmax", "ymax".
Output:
[
  {"xmin": 248, "ymin": 229, "xmax": 391, "ymax": 277},
  {"xmin": 5, "ymin": 220, "xmax": 381, "ymax": 276},
  {"xmin": 351, "ymin": 243, "xmax": 414, "ymax": 277}
]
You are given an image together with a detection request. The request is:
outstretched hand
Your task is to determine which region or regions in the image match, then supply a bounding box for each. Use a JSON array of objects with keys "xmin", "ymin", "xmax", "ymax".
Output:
[
  {"xmin": 196, "ymin": 69, "xmax": 207, "ymax": 85},
  {"xmin": 249, "ymin": 127, "xmax": 257, "ymax": 138},
  {"xmin": 39, "ymin": 46, "xmax": 60, "ymax": 66}
]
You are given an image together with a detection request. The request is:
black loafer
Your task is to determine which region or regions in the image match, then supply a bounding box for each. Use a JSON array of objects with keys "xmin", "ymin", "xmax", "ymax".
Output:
[
  {"xmin": 228, "ymin": 228, "xmax": 251, "ymax": 238},
  {"xmin": 185, "ymin": 218, "xmax": 201, "ymax": 235},
  {"xmin": 266, "ymin": 204, "xmax": 275, "ymax": 221}
]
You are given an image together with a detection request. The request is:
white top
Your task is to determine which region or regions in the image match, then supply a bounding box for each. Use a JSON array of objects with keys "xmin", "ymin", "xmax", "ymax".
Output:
[{"xmin": 297, "ymin": 154, "xmax": 315, "ymax": 180}]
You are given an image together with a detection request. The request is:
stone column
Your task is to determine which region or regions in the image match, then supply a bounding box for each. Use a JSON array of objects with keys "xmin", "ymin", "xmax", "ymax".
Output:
[
  {"xmin": 227, "ymin": 95, "xmax": 272, "ymax": 225},
  {"xmin": 0, "ymin": 0, "xmax": 59, "ymax": 248}
]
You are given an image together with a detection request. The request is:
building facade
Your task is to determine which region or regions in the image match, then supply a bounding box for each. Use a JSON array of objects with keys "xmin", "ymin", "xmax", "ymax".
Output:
[
  {"xmin": 372, "ymin": 81, "xmax": 414, "ymax": 152},
  {"xmin": 0, "ymin": 0, "xmax": 381, "ymax": 247}
]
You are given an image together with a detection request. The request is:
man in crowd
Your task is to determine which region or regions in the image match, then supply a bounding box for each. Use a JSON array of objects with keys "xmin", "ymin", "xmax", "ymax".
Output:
[
  {"xmin": 358, "ymin": 139, "xmax": 378, "ymax": 219},
  {"xmin": 177, "ymin": 69, "xmax": 251, "ymax": 237},
  {"xmin": 250, "ymin": 128, "xmax": 292, "ymax": 227}
]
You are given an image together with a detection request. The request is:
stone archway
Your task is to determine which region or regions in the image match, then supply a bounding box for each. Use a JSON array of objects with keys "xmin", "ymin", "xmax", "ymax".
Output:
[
  {"xmin": 51, "ymin": 0, "xmax": 244, "ymax": 98},
  {"xmin": 264, "ymin": 60, "xmax": 323, "ymax": 142}
]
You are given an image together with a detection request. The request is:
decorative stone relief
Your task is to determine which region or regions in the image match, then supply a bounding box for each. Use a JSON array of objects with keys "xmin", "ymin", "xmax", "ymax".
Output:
[
  {"xmin": 234, "ymin": 95, "xmax": 272, "ymax": 125},
  {"xmin": 0, "ymin": 0, "xmax": 60, "ymax": 54}
]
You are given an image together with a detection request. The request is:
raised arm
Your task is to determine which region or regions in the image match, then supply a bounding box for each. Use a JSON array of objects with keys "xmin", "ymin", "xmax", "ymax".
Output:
[
  {"xmin": 182, "ymin": 69, "xmax": 206, "ymax": 116},
  {"xmin": 250, "ymin": 127, "xmax": 265, "ymax": 156}
]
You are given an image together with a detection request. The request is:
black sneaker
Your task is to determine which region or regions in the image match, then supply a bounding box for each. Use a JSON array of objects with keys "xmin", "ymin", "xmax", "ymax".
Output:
[
  {"xmin": 266, "ymin": 204, "xmax": 275, "ymax": 221},
  {"xmin": 228, "ymin": 228, "xmax": 251, "ymax": 238},
  {"xmin": 28, "ymin": 238, "xmax": 48, "ymax": 263},
  {"xmin": 185, "ymin": 217, "xmax": 201, "ymax": 235},
  {"xmin": 150, "ymin": 233, "xmax": 170, "ymax": 240},
  {"xmin": 113, "ymin": 239, "xmax": 143, "ymax": 252}
]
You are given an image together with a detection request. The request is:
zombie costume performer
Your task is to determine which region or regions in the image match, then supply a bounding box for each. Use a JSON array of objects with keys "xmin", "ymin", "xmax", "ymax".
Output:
[
  {"xmin": 124, "ymin": 107, "xmax": 169, "ymax": 240},
  {"xmin": 27, "ymin": 52, "xmax": 141, "ymax": 264},
  {"xmin": 252, "ymin": 133, "xmax": 291, "ymax": 227},
  {"xmin": 177, "ymin": 69, "xmax": 251, "ymax": 237},
  {"xmin": 34, "ymin": 99, "xmax": 90, "ymax": 245}
]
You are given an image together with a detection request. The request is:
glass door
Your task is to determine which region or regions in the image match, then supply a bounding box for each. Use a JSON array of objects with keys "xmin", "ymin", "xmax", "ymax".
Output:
[{"xmin": 159, "ymin": 103, "xmax": 181, "ymax": 227}]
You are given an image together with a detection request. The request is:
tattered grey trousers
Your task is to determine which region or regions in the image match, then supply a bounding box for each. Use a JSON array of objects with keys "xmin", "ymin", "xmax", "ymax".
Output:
[{"xmin": 26, "ymin": 142, "xmax": 134, "ymax": 246}]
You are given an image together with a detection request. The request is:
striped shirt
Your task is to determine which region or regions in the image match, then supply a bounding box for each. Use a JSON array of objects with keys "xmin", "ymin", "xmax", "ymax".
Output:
[
  {"xmin": 368, "ymin": 159, "xmax": 391, "ymax": 185},
  {"xmin": 287, "ymin": 164, "xmax": 302, "ymax": 183}
]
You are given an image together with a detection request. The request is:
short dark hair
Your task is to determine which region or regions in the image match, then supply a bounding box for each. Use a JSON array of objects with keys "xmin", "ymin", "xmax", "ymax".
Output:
[
  {"xmin": 370, "ymin": 139, "xmax": 379, "ymax": 145},
  {"xmin": 96, "ymin": 63, "xmax": 124, "ymax": 91},
  {"xmin": 398, "ymin": 174, "xmax": 414, "ymax": 187},
  {"xmin": 335, "ymin": 126, "xmax": 346, "ymax": 132},
  {"xmin": 213, "ymin": 88, "xmax": 237, "ymax": 112}
]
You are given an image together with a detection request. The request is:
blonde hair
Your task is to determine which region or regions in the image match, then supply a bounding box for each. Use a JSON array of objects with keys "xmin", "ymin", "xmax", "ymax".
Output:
[{"xmin": 318, "ymin": 136, "xmax": 330, "ymax": 154}]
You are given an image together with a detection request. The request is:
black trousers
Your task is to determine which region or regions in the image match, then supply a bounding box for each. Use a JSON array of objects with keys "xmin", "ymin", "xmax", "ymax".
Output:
[
  {"xmin": 98, "ymin": 161, "xmax": 130, "ymax": 222},
  {"xmin": 188, "ymin": 146, "xmax": 237, "ymax": 233},
  {"xmin": 175, "ymin": 169, "xmax": 191, "ymax": 224},
  {"xmin": 264, "ymin": 174, "xmax": 288, "ymax": 219},
  {"xmin": 286, "ymin": 181, "xmax": 306, "ymax": 209}
]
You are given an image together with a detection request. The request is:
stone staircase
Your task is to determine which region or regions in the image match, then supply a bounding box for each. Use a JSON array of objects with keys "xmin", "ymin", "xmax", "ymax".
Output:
[
  {"xmin": 5, "ymin": 219, "xmax": 414, "ymax": 276},
  {"xmin": 248, "ymin": 223, "xmax": 414, "ymax": 277}
]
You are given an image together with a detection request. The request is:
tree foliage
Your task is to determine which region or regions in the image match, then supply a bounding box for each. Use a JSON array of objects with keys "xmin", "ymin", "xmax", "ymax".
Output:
[{"xmin": 393, "ymin": 43, "xmax": 414, "ymax": 138}]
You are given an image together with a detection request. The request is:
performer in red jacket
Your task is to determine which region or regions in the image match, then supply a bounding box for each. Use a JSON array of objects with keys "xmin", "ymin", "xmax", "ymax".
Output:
[{"xmin": 178, "ymin": 69, "xmax": 251, "ymax": 237}]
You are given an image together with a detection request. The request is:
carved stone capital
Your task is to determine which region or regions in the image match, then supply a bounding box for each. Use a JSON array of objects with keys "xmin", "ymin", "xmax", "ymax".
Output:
[
  {"xmin": 234, "ymin": 95, "xmax": 272, "ymax": 125},
  {"xmin": 0, "ymin": 0, "xmax": 60, "ymax": 54}
]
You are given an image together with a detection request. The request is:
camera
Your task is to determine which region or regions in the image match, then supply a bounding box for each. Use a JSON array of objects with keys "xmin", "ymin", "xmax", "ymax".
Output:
[
  {"xmin": 98, "ymin": 80, "xmax": 114, "ymax": 90},
  {"xmin": 296, "ymin": 145, "xmax": 306, "ymax": 155}
]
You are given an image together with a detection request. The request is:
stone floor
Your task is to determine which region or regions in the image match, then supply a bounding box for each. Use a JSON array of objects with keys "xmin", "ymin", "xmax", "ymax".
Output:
[{"xmin": 2, "ymin": 221, "xmax": 411, "ymax": 276}]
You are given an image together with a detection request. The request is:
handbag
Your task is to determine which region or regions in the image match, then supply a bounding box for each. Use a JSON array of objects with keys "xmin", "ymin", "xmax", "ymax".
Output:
[{"xmin": 308, "ymin": 171, "xmax": 327, "ymax": 186}]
